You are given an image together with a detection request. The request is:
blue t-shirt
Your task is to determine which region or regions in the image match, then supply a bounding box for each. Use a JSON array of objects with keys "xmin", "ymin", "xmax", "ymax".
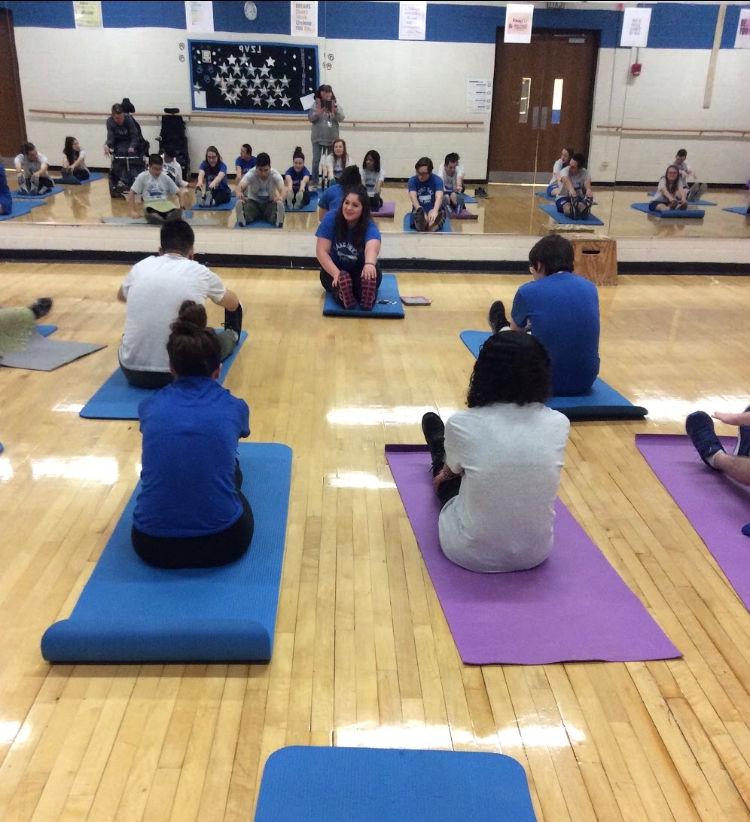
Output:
[
  {"xmin": 511, "ymin": 271, "xmax": 600, "ymax": 397},
  {"xmin": 284, "ymin": 165, "xmax": 311, "ymax": 191},
  {"xmin": 0, "ymin": 166, "xmax": 11, "ymax": 215},
  {"xmin": 408, "ymin": 173, "xmax": 443, "ymax": 211},
  {"xmin": 199, "ymin": 160, "xmax": 231, "ymax": 192},
  {"xmin": 315, "ymin": 211, "xmax": 381, "ymax": 273},
  {"xmin": 134, "ymin": 377, "xmax": 250, "ymax": 538},
  {"xmin": 317, "ymin": 183, "xmax": 344, "ymax": 213},
  {"xmin": 235, "ymin": 155, "xmax": 256, "ymax": 176}
]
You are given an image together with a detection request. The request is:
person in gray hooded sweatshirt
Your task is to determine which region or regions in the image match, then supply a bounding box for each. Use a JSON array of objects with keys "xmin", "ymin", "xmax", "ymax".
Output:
[{"xmin": 308, "ymin": 84, "xmax": 345, "ymax": 191}]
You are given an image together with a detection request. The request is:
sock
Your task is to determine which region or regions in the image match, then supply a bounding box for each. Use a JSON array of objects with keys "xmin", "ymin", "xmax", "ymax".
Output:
[{"xmin": 706, "ymin": 451, "xmax": 720, "ymax": 468}]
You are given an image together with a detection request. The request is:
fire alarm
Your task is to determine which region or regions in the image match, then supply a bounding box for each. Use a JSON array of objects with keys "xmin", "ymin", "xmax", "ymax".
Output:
[{"xmin": 631, "ymin": 62, "xmax": 642, "ymax": 76}]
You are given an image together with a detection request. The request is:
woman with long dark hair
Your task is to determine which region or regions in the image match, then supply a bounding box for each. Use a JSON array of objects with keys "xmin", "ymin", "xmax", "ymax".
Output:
[
  {"xmin": 62, "ymin": 137, "xmax": 90, "ymax": 182},
  {"xmin": 316, "ymin": 185, "xmax": 382, "ymax": 310},
  {"xmin": 649, "ymin": 164, "xmax": 688, "ymax": 212},
  {"xmin": 131, "ymin": 300, "xmax": 253, "ymax": 569},
  {"xmin": 195, "ymin": 145, "xmax": 232, "ymax": 207},
  {"xmin": 421, "ymin": 331, "xmax": 570, "ymax": 572}
]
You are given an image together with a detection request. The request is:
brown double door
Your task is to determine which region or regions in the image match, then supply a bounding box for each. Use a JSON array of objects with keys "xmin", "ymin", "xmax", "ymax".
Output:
[
  {"xmin": 0, "ymin": 10, "xmax": 26, "ymax": 158},
  {"xmin": 488, "ymin": 29, "xmax": 599, "ymax": 183}
]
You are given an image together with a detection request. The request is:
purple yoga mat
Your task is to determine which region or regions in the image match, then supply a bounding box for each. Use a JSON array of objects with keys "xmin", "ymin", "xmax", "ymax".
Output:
[
  {"xmin": 637, "ymin": 434, "xmax": 750, "ymax": 607},
  {"xmin": 386, "ymin": 445, "xmax": 680, "ymax": 664},
  {"xmin": 371, "ymin": 201, "xmax": 396, "ymax": 217},
  {"xmin": 446, "ymin": 208, "xmax": 478, "ymax": 220}
]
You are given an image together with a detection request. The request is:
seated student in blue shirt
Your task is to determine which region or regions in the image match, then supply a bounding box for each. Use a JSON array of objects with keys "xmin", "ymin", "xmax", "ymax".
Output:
[
  {"xmin": 131, "ymin": 299, "xmax": 253, "ymax": 569},
  {"xmin": 284, "ymin": 147, "xmax": 312, "ymax": 210},
  {"xmin": 507, "ymin": 235, "xmax": 600, "ymax": 397},
  {"xmin": 316, "ymin": 186, "xmax": 382, "ymax": 311},
  {"xmin": 0, "ymin": 165, "xmax": 12, "ymax": 216},
  {"xmin": 316, "ymin": 165, "xmax": 363, "ymax": 220},
  {"xmin": 234, "ymin": 143, "xmax": 256, "ymax": 181},
  {"xmin": 407, "ymin": 157, "xmax": 446, "ymax": 232},
  {"xmin": 195, "ymin": 146, "xmax": 232, "ymax": 207}
]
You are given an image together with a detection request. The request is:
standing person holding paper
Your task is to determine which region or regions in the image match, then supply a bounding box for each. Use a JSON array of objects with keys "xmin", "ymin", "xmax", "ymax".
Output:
[{"xmin": 308, "ymin": 84, "xmax": 345, "ymax": 192}]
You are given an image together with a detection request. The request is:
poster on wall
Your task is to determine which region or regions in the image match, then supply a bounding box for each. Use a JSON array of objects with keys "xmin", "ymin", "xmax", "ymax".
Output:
[
  {"xmin": 620, "ymin": 8, "xmax": 651, "ymax": 48},
  {"xmin": 466, "ymin": 79, "xmax": 492, "ymax": 113},
  {"xmin": 504, "ymin": 4, "xmax": 534, "ymax": 44},
  {"xmin": 292, "ymin": 1, "xmax": 318, "ymax": 37},
  {"xmin": 189, "ymin": 40, "xmax": 319, "ymax": 113},
  {"xmin": 73, "ymin": 1, "xmax": 102, "ymax": 28},
  {"xmin": 735, "ymin": 9, "xmax": 750, "ymax": 48},
  {"xmin": 185, "ymin": 1, "xmax": 214, "ymax": 33},
  {"xmin": 399, "ymin": 1, "xmax": 427, "ymax": 41}
]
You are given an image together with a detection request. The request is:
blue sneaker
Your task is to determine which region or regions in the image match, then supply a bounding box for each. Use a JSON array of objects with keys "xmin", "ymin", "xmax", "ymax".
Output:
[
  {"xmin": 686, "ymin": 411, "xmax": 725, "ymax": 469},
  {"xmin": 734, "ymin": 404, "xmax": 750, "ymax": 457}
]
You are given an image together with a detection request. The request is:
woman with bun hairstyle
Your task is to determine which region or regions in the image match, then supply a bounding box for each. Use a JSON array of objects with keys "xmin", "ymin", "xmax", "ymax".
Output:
[
  {"xmin": 131, "ymin": 300, "xmax": 253, "ymax": 569},
  {"xmin": 284, "ymin": 147, "xmax": 311, "ymax": 210}
]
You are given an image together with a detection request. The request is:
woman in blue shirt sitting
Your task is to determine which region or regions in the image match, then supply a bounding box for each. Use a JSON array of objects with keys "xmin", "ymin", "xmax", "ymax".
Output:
[
  {"xmin": 316, "ymin": 186, "xmax": 382, "ymax": 310},
  {"xmin": 284, "ymin": 147, "xmax": 311, "ymax": 210},
  {"xmin": 132, "ymin": 300, "xmax": 253, "ymax": 568},
  {"xmin": 195, "ymin": 146, "xmax": 232, "ymax": 208}
]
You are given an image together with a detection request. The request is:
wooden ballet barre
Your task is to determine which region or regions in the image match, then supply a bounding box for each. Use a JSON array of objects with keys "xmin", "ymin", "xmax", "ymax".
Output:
[
  {"xmin": 29, "ymin": 109, "xmax": 483, "ymax": 128},
  {"xmin": 596, "ymin": 124, "xmax": 750, "ymax": 136}
]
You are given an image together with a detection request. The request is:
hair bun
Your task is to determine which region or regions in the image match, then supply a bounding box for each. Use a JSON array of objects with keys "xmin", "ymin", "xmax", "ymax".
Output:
[{"xmin": 172, "ymin": 300, "xmax": 208, "ymax": 335}]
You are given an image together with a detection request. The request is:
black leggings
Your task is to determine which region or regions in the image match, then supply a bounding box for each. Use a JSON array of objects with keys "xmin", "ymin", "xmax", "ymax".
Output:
[
  {"xmin": 320, "ymin": 263, "xmax": 383, "ymax": 302},
  {"xmin": 132, "ymin": 461, "xmax": 254, "ymax": 569},
  {"xmin": 369, "ymin": 194, "xmax": 383, "ymax": 211},
  {"xmin": 207, "ymin": 187, "xmax": 232, "ymax": 206},
  {"xmin": 63, "ymin": 168, "xmax": 90, "ymax": 182}
]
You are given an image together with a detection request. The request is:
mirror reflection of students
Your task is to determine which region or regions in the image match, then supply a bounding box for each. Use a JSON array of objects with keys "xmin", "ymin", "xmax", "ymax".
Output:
[{"xmin": 407, "ymin": 157, "xmax": 446, "ymax": 232}]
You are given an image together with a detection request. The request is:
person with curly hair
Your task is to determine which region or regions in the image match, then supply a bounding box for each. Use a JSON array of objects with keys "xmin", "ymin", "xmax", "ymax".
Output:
[
  {"xmin": 131, "ymin": 299, "xmax": 253, "ymax": 568},
  {"xmin": 421, "ymin": 331, "xmax": 570, "ymax": 572}
]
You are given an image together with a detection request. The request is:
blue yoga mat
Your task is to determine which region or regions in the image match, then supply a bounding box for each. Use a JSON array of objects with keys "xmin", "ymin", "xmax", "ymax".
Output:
[
  {"xmin": 12, "ymin": 186, "xmax": 66, "ymax": 199},
  {"xmin": 50, "ymin": 172, "xmax": 105, "ymax": 186},
  {"xmin": 460, "ymin": 330, "xmax": 647, "ymax": 420},
  {"xmin": 41, "ymin": 442, "xmax": 292, "ymax": 664},
  {"xmin": 79, "ymin": 330, "xmax": 247, "ymax": 420},
  {"xmin": 463, "ymin": 194, "xmax": 478, "ymax": 204},
  {"xmin": 631, "ymin": 202, "xmax": 704, "ymax": 219},
  {"xmin": 323, "ymin": 273, "xmax": 404, "ymax": 318},
  {"xmin": 234, "ymin": 219, "xmax": 283, "ymax": 229},
  {"xmin": 402, "ymin": 213, "xmax": 452, "ymax": 233},
  {"xmin": 255, "ymin": 747, "xmax": 537, "ymax": 822},
  {"xmin": 537, "ymin": 202, "xmax": 604, "ymax": 226},
  {"xmin": 37, "ymin": 325, "xmax": 57, "ymax": 337},
  {"xmin": 723, "ymin": 206, "xmax": 750, "ymax": 216},
  {"xmin": 647, "ymin": 192, "xmax": 716, "ymax": 206},
  {"xmin": 195, "ymin": 196, "xmax": 237, "ymax": 212},
  {"xmin": 0, "ymin": 200, "xmax": 45, "ymax": 221},
  {"xmin": 535, "ymin": 191, "xmax": 598, "ymax": 205},
  {"xmin": 284, "ymin": 192, "xmax": 318, "ymax": 213}
]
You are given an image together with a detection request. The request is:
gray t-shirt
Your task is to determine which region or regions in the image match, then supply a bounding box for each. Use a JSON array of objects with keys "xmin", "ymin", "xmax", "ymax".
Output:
[
  {"xmin": 438, "ymin": 162, "xmax": 464, "ymax": 193},
  {"xmin": 438, "ymin": 402, "xmax": 570, "ymax": 573},
  {"xmin": 362, "ymin": 168, "xmax": 385, "ymax": 197},
  {"xmin": 240, "ymin": 168, "xmax": 284, "ymax": 202},
  {"xmin": 131, "ymin": 171, "xmax": 180, "ymax": 202},
  {"xmin": 673, "ymin": 159, "xmax": 695, "ymax": 184},
  {"xmin": 560, "ymin": 166, "xmax": 591, "ymax": 196},
  {"xmin": 119, "ymin": 254, "xmax": 227, "ymax": 371},
  {"xmin": 654, "ymin": 176, "xmax": 685, "ymax": 203},
  {"xmin": 15, "ymin": 153, "xmax": 49, "ymax": 175}
]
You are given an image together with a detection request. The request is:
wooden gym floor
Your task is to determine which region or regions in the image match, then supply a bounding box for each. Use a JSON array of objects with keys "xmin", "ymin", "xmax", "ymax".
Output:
[
  {"xmin": 4, "ymin": 177, "xmax": 750, "ymax": 239},
  {"xmin": 2, "ymin": 263, "xmax": 750, "ymax": 821}
]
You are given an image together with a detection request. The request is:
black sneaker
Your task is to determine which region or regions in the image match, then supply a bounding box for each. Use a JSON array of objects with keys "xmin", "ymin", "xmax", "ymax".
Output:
[
  {"xmin": 686, "ymin": 411, "xmax": 725, "ymax": 469},
  {"xmin": 422, "ymin": 411, "xmax": 446, "ymax": 474},
  {"xmin": 223, "ymin": 303, "xmax": 243, "ymax": 339},
  {"xmin": 29, "ymin": 297, "xmax": 53, "ymax": 319},
  {"xmin": 734, "ymin": 404, "xmax": 750, "ymax": 457},
  {"xmin": 488, "ymin": 300, "xmax": 510, "ymax": 333},
  {"xmin": 413, "ymin": 207, "xmax": 427, "ymax": 231},
  {"xmin": 433, "ymin": 210, "xmax": 446, "ymax": 231}
]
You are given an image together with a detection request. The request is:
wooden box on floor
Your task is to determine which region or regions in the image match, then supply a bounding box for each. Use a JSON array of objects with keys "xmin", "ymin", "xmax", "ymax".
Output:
[{"xmin": 570, "ymin": 234, "xmax": 618, "ymax": 286}]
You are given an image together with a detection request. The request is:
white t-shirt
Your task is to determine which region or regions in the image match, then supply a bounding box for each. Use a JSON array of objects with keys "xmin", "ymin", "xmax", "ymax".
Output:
[
  {"xmin": 438, "ymin": 402, "xmax": 570, "ymax": 573},
  {"xmin": 119, "ymin": 254, "xmax": 227, "ymax": 372},
  {"xmin": 549, "ymin": 157, "xmax": 565, "ymax": 185},
  {"xmin": 362, "ymin": 168, "xmax": 385, "ymax": 196},
  {"xmin": 62, "ymin": 149, "xmax": 87, "ymax": 171},
  {"xmin": 131, "ymin": 171, "xmax": 180, "ymax": 202},
  {"xmin": 15, "ymin": 153, "xmax": 49, "ymax": 175},
  {"xmin": 438, "ymin": 163, "xmax": 464, "ymax": 193},
  {"xmin": 163, "ymin": 158, "xmax": 187, "ymax": 188},
  {"xmin": 240, "ymin": 168, "xmax": 284, "ymax": 202},
  {"xmin": 673, "ymin": 159, "xmax": 695, "ymax": 184},
  {"xmin": 560, "ymin": 166, "xmax": 591, "ymax": 196}
]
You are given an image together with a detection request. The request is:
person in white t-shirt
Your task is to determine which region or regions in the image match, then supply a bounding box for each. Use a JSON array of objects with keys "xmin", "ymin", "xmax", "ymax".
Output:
[
  {"xmin": 673, "ymin": 149, "xmax": 708, "ymax": 202},
  {"xmin": 547, "ymin": 145, "xmax": 574, "ymax": 198},
  {"xmin": 421, "ymin": 331, "xmax": 570, "ymax": 573},
  {"xmin": 361, "ymin": 150, "xmax": 385, "ymax": 211},
  {"xmin": 234, "ymin": 152, "xmax": 286, "ymax": 227},
  {"xmin": 14, "ymin": 142, "xmax": 54, "ymax": 196},
  {"xmin": 117, "ymin": 221, "xmax": 243, "ymax": 389},
  {"xmin": 162, "ymin": 147, "xmax": 188, "ymax": 190},
  {"xmin": 437, "ymin": 152, "xmax": 465, "ymax": 214},
  {"xmin": 62, "ymin": 136, "xmax": 90, "ymax": 182},
  {"xmin": 556, "ymin": 153, "xmax": 594, "ymax": 220},
  {"xmin": 128, "ymin": 154, "xmax": 187, "ymax": 222}
]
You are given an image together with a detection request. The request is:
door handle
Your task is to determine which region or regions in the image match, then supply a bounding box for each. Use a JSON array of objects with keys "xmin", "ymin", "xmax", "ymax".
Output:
[
  {"xmin": 531, "ymin": 106, "xmax": 539, "ymax": 131},
  {"xmin": 540, "ymin": 107, "xmax": 548, "ymax": 130}
]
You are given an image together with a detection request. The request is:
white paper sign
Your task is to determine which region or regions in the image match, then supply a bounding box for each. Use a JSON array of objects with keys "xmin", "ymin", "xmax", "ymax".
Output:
[
  {"xmin": 292, "ymin": 2, "xmax": 318, "ymax": 37},
  {"xmin": 467, "ymin": 79, "xmax": 493, "ymax": 113},
  {"xmin": 193, "ymin": 90, "xmax": 207, "ymax": 109},
  {"xmin": 620, "ymin": 8, "xmax": 651, "ymax": 48},
  {"xmin": 504, "ymin": 4, "xmax": 534, "ymax": 44},
  {"xmin": 300, "ymin": 92, "xmax": 316, "ymax": 111},
  {"xmin": 73, "ymin": 1, "xmax": 102, "ymax": 28},
  {"xmin": 399, "ymin": 1, "xmax": 427, "ymax": 41},
  {"xmin": 735, "ymin": 8, "xmax": 750, "ymax": 48},
  {"xmin": 185, "ymin": 1, "xmax": 214, "ymax": 33}
]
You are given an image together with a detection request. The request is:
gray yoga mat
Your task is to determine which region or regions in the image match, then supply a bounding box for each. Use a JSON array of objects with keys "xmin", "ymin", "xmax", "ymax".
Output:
[{"xmin": 1, "ymin": 329, "xmax": 106, "ymax": 371}]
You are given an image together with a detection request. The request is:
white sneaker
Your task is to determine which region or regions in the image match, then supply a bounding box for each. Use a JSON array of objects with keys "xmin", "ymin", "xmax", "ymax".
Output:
[
  {"xmin": 235, "ymin": 200, "xmax": 246, "ymax": 227},
  {"xmin": 275, "ymin": 201, "xmax": 285, "ymax": 227},
  {"xmin": 285, "ymin": 189, "xmax": 295, "ymax": 210}
]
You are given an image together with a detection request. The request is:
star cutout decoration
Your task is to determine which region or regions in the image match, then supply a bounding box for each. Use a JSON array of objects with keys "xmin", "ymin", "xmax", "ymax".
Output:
[
  {"xmin": 219, "ymin": 62, "xmax": 229, "ymax": 74},
  {"xmin": 213, "ymin": 74, "xmax": 225, "ymax": 87},
  {"xmin": 279, "ymin": 94, "xmax": 291, "ymax": 107},
  {"xmin": 239, "ymin": 54, "xmax": 250, "ymax": 66},
  {"xmin": 252, "ymin": 76, "xmax": 263, "ymax": 87},
  {"xmin": 238, "ymin": 77, "xmax": 250, "ymax": 89},
  {"xmin": 227, "ymin": 54, "xmax": 237, "ymax": 65},
  {"xmin": 266, "ymin": 57, "xmax": 276, "ymax": 67},
  {"xmin": 259, "ymin": 65, "xmax": 270, "ymax": 77},
  {"xmin": 252, "ymin": 93, "xmax": 263, "ymax": 105},
  {"xmin": 279, "ymin": 75, "xmax": 290, "ymax": 88}
]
